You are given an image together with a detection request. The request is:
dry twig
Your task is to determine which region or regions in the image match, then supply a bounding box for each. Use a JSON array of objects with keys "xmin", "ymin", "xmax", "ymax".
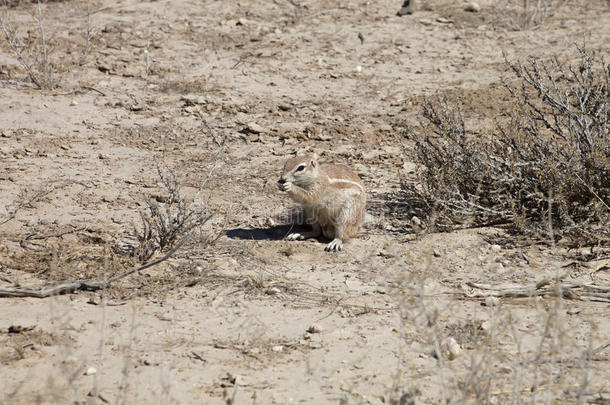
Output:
[
  {"xmin": 465, "ymin": 279, "xmax": 610, "ymax": 302},
  {"xmin": 0, "ymin": 234, "xmax": 188, "ymax": 298}
]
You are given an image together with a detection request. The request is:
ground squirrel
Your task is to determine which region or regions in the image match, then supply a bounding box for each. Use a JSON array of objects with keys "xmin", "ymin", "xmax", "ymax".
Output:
[{"xmin": 277, "ymin": 154, "xmax": 366, "ymax": 252}]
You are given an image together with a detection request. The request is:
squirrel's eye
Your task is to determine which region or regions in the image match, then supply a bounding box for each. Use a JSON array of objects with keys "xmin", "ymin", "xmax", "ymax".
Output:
[{"xmin": 295, "ymin": 165, "xmax": 306, "ymax": 172}]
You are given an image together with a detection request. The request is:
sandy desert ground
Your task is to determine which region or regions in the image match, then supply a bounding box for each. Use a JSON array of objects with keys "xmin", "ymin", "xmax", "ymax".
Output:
[{"xmin": 1, "ymin": 0, "xmax": 609, "ymax": 403}]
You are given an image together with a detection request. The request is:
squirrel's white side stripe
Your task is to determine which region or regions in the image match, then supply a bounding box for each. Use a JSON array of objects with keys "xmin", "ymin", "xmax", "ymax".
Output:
[{"xmin": 328, "ymin": 178, "xmax": 364, "ymax": 191}]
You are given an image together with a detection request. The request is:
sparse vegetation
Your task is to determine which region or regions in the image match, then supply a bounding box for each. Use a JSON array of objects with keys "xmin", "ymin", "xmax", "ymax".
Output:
[
  {"xmin": 0, "ymin": 0, "xmax": 94, "ymax": 88},
  {"xmin": 402, "ymin": 48, "xmax": 609, "ymax": 250},
  {"xmin": 0, "ymin": 0, "xmax": 608, "ymax": 403},
  {"xmin": 491, "ymin": 0, "xmax": 606, "ymax": 30},
  {"xmin": 129, "ymin": 164, "xmax": 214, "ymax": 263}
]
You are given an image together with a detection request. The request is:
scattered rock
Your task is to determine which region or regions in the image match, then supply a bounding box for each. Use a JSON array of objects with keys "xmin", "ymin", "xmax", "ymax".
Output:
[
  {"xmin": 465, "ymin": 2, "xmax": 481, "ymax": 12},
  {"xmin": 313, "ymin": 133, "xmax": 332, "ymax": 141},
  {"xmin": 245, "ymin": 122, "xmax": 266, "ymax": 134},
  {"xmin": 442, "ymin": 337, "xmax": 462, "ymax": 360},
  {"xmin": 265, "ymin": 287, "xmax": 281, "ymax": 295},
  {"xmin": 307, "ymin": 324, "xmax": 324, "ymax": 334},
  {"xmin": 411, "ymin": 216, "xmax": 422, "ymax": 226},
  {"xmin": 70, "ymin": 100, "xmax": 78, "ymax": 106},
  {"xmin": 97, "ymin": 62, "xmax": 112, "ymax": 73},
  {"xmin": 490, "ymin": 244, "xmax": 502, "ymax": 253},
  {"xmin": 84, "ymin": 366, "xmax": 97, "ymax": 376},
  {"xmin": 484, "ymin": 296, "xmax": 499, "ymax": 307},
  {"xmin": 130, "ymin": 103, "xmax": 144, "ymax": 111},
  {"xmin": 480, "ymin": 320, "xmax": 492, "ymax": 332},
  {"xmin": 379, "ymin": 123, "xmax": 393, "ymax": 132},
  {"xmin": 308, "ymin": 341, "xmax": 323, "ymax": 349},
  {"xmin": 1, "ymin": 130, "xmax": 12, "ymax": 138},
  {"xmin": 180, "ymin": 95, "xmax": 207, "ymax": 106},
  {"xmin": 271, "ymin": 345, "xmax": 284, "ymax": 353}
]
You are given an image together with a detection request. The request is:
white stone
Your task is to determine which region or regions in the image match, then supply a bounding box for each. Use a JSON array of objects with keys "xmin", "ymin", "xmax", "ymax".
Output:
[{"xmin": 443, "ymin": 337, "xmax": 462, "ymax": 360}]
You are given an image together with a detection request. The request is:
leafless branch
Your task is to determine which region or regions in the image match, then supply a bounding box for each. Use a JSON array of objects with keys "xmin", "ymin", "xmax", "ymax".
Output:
[
  {"xmin": 465, "ymin": 279, "xmax": 610, "ymax": 302},
  {"xmin": 0, "ymin": 234, "xmax": 188, "ymax": 298}
]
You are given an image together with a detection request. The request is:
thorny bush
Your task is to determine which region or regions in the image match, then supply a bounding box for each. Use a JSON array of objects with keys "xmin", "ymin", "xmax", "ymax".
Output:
[{"xmin": 402, "ymin": 48, "xmax": 609, "ymax": 248}]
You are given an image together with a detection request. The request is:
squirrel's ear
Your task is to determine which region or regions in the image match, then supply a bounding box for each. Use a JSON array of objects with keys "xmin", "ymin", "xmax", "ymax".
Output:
[{"xmin": 310, "ymin": 153, "xmax": 318, "ymax": 167}]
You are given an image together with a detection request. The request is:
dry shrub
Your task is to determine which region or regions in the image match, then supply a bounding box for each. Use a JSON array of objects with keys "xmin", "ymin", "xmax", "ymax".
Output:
[
  {"xmin": 0, "ymin": 0, "xmax": 94, "ymax": 88},
  {"xmin": 402, "ymin": 48, "xmax": 609, "ymax": 248},
  {"xmin": 129, "ymin": 165, "xmax": 213, "ymax": 263}
]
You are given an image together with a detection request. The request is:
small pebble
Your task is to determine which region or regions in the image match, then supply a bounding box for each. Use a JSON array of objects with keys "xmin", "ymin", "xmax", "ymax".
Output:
[
  {"xmin": 180, "ymin": 95, "xmax": 207, "ymax": 106},
  {"xmin": 465, "ymin": 2, "xmax": 481, "ymax": 12},
  {"xmin": 443, "ymin": 337, "xmax": 462, "ymax": 360},
  {"xmin": 271, "ymin": 345, "xmax": 284, "ymax": 352},
  {"xmin": 84, "ymin": 367, "xmax": 97, "ymax": 376},
  {"xmin": 480, "ymin": 320, "xmax": 492, "ymax": 332},
  {"xmin": 70, "ymin": 100, "xmax": 78, "ymax": 106},
  {"xmin": 307, "ymin": 324, "xmax": 323, "ymax": 334},
  {"xmin": 246, "ymin": 122, "xmax": 266, "ymax": 134},
  {"xmin": 484, "ymin": 296, "xmax": 499, "ymax": 307},
  {"xmin": 265, "ymin": 287, "xmax": 281, "ymax": 295},
  {"xmin": 354, "ymin": 65, "xmax": 362, "ymax": 73}
]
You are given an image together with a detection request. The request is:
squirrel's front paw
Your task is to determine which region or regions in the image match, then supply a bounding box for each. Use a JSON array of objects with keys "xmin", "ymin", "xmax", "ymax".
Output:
[
  {"xmin": 278, "ymin": 181, "xmax": 292, "ymax": 192},
  {"xmin": 325, "ymin": 238, "xmax": 343, "ymax": 252}
]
